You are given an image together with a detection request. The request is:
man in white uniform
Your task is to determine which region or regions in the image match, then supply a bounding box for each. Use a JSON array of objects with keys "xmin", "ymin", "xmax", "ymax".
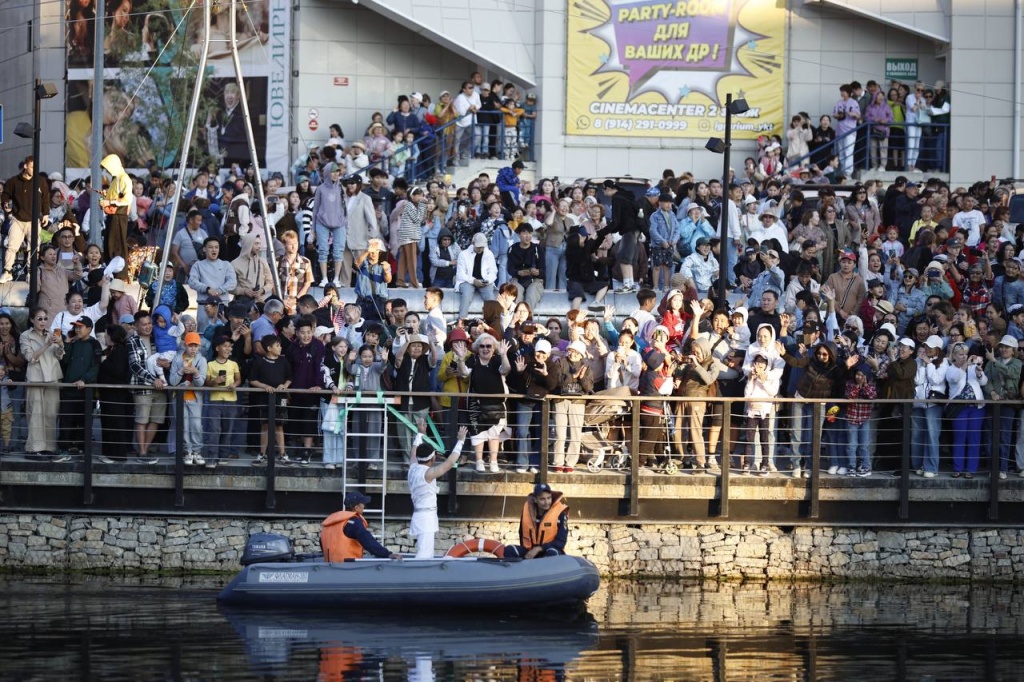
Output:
[{"xmin": 407, "ymin": 421, "xmax": 468, "ymax": 558}]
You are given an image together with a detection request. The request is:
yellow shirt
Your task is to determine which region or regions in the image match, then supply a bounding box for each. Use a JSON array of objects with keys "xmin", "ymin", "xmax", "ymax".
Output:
[{"xmin": 207, "ymin": 358, "xmax": 240, "ymax": 401}]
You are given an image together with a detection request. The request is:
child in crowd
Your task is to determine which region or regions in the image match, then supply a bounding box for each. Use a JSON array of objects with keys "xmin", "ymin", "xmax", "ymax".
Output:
[
  {"xmin": 743, "ymin": 353, "xmax": 781, "ymax": 475},
  {"xmin": 146, "ymin": 305, "xmax": 183, "ymax": 376},
  {"xmin": 878, "ymin": 225, "xmax": 905, "ymax": 264},
  {"xmin": 346, "ymin": 344, "xmax": 391, "ymax": 470},
  {"xmin": 205, "ymin": 336, "xmax": 241, "ymax": 468},
  {"xmin": 170, "ymin": 332, "xmax": 207, "ymax": 466},
  {"xmin": 248, "ymin": 334, "xmax": 292, "ymax": 466},
  {"xmin": 844, "ymin": 362, "xmax": 878, "ymax": 476},
  {"xmin": 728, "ymin": 307, "xmax": 751, "ymax": 352}
]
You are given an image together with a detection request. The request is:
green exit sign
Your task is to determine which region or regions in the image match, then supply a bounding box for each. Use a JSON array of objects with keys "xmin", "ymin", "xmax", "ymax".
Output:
[{"xmin": 885, "ymin": 58, "xmax": 918, "ymax": 80}]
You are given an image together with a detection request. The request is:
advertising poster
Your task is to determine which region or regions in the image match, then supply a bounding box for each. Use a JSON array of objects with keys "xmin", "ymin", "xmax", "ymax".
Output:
[
  {"xmin": 64, "ymin": 0, "xmax": 290, "ymax": 176},
  {"xmin": 565, "ymin": 0, "xmax": 785, "ymax": 139}
]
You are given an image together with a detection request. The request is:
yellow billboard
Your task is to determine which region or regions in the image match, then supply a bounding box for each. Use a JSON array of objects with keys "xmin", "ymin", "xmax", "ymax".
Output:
[{"xmin": 566, "ymin": 0, "xmax": 786, "ymax": 139}]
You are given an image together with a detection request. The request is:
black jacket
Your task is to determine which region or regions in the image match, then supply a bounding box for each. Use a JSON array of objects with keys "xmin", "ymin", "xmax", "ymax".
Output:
[{"xmin": 506, "ymin": 241, "xmax": 544, "ymax": 287}]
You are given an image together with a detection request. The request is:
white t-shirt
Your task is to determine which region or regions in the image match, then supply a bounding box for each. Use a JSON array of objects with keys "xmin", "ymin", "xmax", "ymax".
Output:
[{"xmin": 952, "ymin": 209, "xmax": 985, "ymax": 247}]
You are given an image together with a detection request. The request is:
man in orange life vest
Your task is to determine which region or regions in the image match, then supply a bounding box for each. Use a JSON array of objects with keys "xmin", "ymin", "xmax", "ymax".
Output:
[
  {"xmin": 326, "ymin": 491, "xmax": 401, "ymax": 560},
  {"xmin": 503, "ymin": 483, "xmax": 569, "ymax": 559}
]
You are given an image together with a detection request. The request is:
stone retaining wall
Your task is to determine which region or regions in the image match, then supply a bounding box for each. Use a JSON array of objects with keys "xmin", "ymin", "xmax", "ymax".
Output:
[{"xmin": 1, "ymin": 514, "xmax": 1023, "ymax": 580}]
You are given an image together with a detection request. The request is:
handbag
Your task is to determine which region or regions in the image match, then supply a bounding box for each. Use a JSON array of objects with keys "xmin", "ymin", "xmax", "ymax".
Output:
[
  {"xmin": 321, "ymin": 399, "xmax": 343, "ymax": 435},
  {"xmin": 478, "ymin": 402, "xmax": 505, "ymax": 424}
]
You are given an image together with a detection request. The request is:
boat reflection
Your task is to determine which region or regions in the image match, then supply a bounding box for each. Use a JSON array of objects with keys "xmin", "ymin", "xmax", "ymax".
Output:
[{"xmin": 221, "ymin": 607, "xmax": 600, "ymax": 680}]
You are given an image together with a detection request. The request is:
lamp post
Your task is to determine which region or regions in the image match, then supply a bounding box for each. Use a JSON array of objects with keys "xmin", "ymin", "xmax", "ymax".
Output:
[
  {"xmin": 13, "ymin": 80, "xmax": 59, "ymax": 307},
  {"xmin": 705, "ymin": 93, "xmax": 750, "ymax": 306}
]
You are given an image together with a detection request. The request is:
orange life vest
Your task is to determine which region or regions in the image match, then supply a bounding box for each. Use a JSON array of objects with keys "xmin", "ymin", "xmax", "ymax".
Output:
[
  {"xmin": 519, "ymin": 493, "xmax": 569, "ymax": 550},
  {"xmin": 321, "ymin": 510, "xmax": 368, "ymax": 561}
]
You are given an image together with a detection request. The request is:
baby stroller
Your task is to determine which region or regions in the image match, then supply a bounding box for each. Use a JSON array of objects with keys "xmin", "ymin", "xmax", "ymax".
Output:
[{"xmin": 580, "ymin": 386, "xmax": 633, "ymax": 473}]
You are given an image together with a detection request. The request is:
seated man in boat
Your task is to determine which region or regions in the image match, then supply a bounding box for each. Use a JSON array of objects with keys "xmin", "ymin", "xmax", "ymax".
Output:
[
  {"xmin": 408, "ymin": 420, "xmax": 469, "ymax": 559},
  {"xmin": 321, "ymin": 491, "xmax": 401, "ymax": 561},
  {"xmin": 503, "ymin": 483, "xmax": 569, "ymax": 559}
]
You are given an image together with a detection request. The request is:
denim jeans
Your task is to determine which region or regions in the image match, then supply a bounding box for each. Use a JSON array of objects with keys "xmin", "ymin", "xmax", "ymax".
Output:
[
  {"xmin": 846, "ymin": 420, "xmax": 871, "ymax": 469},
  {"xmin": 952, "ymin": 405, "xmax": 984, "ymax": 473},
  {"xmin": 910, "ymin": 405, "xmax": 941, "ymax": 473},
  {"xmin": 544, "ymin": 242, "xmax": 566, "ymax": 290},
  {"xmin": 997, "ymin": 408, "xmax": 1019, "ymax": 472},
  {"xmin": 495, "ymin": 253, "xmax": 509, "ymax": 287},
  {"xmin": 457, "ymin": 282, "xmax": 496, "ymax": 319},
  {"xmin": 315, "ymin": 221, "xmax": 345, "ymax": 263}
]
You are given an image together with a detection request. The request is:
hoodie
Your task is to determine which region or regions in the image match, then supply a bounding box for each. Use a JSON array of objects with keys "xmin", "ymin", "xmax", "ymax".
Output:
[
  {"xmin": 100, "ymin": 154, "xmax": 132, "ymax": 210},
  {"xmin": 430, "ymin": 228, "xmax": 461, "ymax": 281},
  {"xmin": 311, "ymin": 163, "xmax": 346, "ymax": 228},
  {"xmin": 744, "ymin": 355, "xmax": 782, "ymax": 416},
  {"xmin": 742, "ymin": 323, "xmax": 784, "ymax": 376},
  {"xmin": 677, "ymin": 338, "xmax": 722, "ymax": 397},
  {"xmin": 231, "ymin": 231, "xmax": 274, "ymax": 300}
]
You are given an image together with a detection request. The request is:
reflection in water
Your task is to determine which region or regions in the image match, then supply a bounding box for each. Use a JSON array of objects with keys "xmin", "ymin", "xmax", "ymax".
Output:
[{"xmin": 0, "ymin": 575, "xmax": 1023, "ymax": 680}]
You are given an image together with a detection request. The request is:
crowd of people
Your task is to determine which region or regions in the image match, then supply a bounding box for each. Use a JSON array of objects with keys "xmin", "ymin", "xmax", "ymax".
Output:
[{"xmin": 0, "ymin": 69, "xmax": 1020, "ymax": 480}]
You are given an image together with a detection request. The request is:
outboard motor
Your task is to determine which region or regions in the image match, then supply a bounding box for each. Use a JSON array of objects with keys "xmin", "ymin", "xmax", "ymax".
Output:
[{"xmin": 241, "ymin": 533, "xmax": 294, "ymax": 566}]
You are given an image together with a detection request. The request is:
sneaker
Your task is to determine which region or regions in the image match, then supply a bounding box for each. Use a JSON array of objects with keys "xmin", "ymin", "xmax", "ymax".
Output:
[
  {"xmin": 300, "ymin": 450, "xmax": 313, "ymax": 467},
  {"xmin": 475, "ymin": 460, "xmax": 485, "ymax": 472},
  {"xmin": 317, "ymin": 278, "xmax": 329, "ymax": 287},
  {"xmin": 916, "ymin": 468, "xmax": 924, "ymax": 477},
  {"xmin": 528, "ymin": 467, "xmax": 539, "ymax": 474},
  {"xmin": 999, "ymin": 472, "xmax": 1008, "ymax": 480},
  {"xmin": 827, "ymin": 466, "xmax": 838, "ymax": 475},
  {"xmin": 0, "ymin": 272, "xmax": 11, "ymax": 283},
  {"xmin": 802, "ymin": 470, "xmax": 811, "ymax": 479},
  {"xmin": 1019, "ymin": 470, "xmax": 1024, "ymax": 478},
  {"xmin": 515, "ymin": 467, "xmax": 528, "ymax": 473},
  {"xmin": 857, "ymin": 467, "xmax": 872, "ymax": 478},
  {"xmin": 791, "ymin": 466, "xmax": 802, "ymax": 479},
  {"xmin": 564, "ymin": 466, "xmax": 574, "ymax": 473},
  {"xmin": 53, "ymin": 453, "xmax": 73, "ymax": 463},
  {"xmin": 193, "ymin": 453, "xmax": 206, "ymax": 466},
  {"xmin": 922, "ymin": 471, "xmax": 936, "ymax": 478},
  {"xmin": 275, "ymin": 456, "xmax": 291, "ymax": 467},
  {"xmin": 741, "ymin": 464, "xmax": 752, "ymax": 476},
  {"xmin": 204, "ymin": 462, "xmax": 218, "ymax": 469},
  {"xmin": 613, "ymin": 285, "xmax": 633, "ymax": 295},
  {"xmin": 758, "ymin": 465, "xmax": 770, "ymax": 477},
  {"xmin": 183, "ymin": 452, "xmax": 195, "ymax": 466},
  {"xmin": 136, "ymin": 456, "xmax": 159, "ymax": 465},
  {"xmin": 489, "ymin": 461, "xmax": 500, "ymax": 474},
  {"xmin": 836, "ymin": 467, "xmax": 848, "ymax": 476},
  {"xmin": 767, "ymin": 463, "xmax": 778, "ymax": 473},
  {"xmin": 251, "ymin": 455, "xmax": 267, "ymax": 467},
  {"xmin": 324, "ymin": 463, "xmax": 336, "ymax": 470},
  {"xmin": 96, "ymin": 455, "xmax": 115, "ymax": 464},
  {"xmin": 586, "ymin": 304, "xmax": 605, "ymax": 313},
  {"xmin": 332, "ymin": 278, "xmax": 342, "ymax": 288},
  {"xmin": 706, "ymin": 458, "xmax": 721, "ymax": 473}
]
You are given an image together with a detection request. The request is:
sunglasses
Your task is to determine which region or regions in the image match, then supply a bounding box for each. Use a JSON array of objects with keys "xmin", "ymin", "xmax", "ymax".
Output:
[
  {"xmin": 478, "ymin": 344, "xmax": 494, "ymax": 349},
  {"xmin": 904, "ymin": 274, "xmax": 916, "ymax": 279},
  {"xmin": 35, "ymin": 317, "xmax": 48, "ymax": 321}
]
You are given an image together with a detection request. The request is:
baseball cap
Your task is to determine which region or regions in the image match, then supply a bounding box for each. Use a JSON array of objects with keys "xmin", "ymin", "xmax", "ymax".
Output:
[
  {"xmin": 533, "ymin": 339, "xmax": 552, "ymax": 354},
  {"xmin": 923, "ymin": 335, "xmax": 944, "ymax": 349},
  {"xmin": 839, "ymin": 249, "xmax": 857, "ymax": 262},
  {"xmin": 645, "ymin": 186, "xmax": 661, "ymax": 197},
  {"xmin": 1008, "ymin": 303, "xmax": 1024, "ymax": 316},
  {"xmin": 533, "ymin": 483, "xmax": 552, "ymax": 497},
  {"xmin": 898, "ymin": 337, "xmax": 916, "ymax": 349},
  {"xmin": 204, "ymin": 296, "xmax": 222, "ymax": 306},
  {"xmin": 906, "ymin": 181, "xmax": 920, "ymax": 189},
  {"xmin": 184, "ymin": 332, "xmax": 202, "ymax": 346},
  {"xmin": 866, "ymin": 278, "xmax": 883, "ymax": 289},
  {"xmin": 876, "ymin": 322, "xmax": 897, "ymax": 337},
  {"xmin": 72, "ymin": 316, "xmax": 94, "ymax": 329},
  {"xmin": 695, "ymin": 237, "xmax": 710, "ymax": 248},
  {"xmin": 658, "ymin": 192, "xmax": 674, "ymax": 203},
  {"xmin": 1000, "ymin": 334, "xmax": 1019, "ymax": 347},
  {"xmin": 119, "ymin": 314, "xmax": 136, "ymax": 325},
  {"xmin": 344, "ymin": 491, "xmax": 372, "ymax": 508},
  {"xmin": 567, "ymin": 340, "xmax": 588, "ymax": 356},
  {"xmin": 472, "ymin": 233, "xmax": 488, "ymax": 248},
  {"xmin": 803, "ymin": 321, "xmax": 822, "ymax": 333}
]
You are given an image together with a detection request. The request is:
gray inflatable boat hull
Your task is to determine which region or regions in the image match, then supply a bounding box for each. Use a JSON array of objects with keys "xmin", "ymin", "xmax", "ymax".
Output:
[{"xmin": 218, "ymin": 555, "xmax": 601, "ymax": 609}]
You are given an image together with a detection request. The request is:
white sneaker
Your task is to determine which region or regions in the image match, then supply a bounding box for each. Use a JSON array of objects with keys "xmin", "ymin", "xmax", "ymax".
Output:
[
  {"xmin": 317, "ymin": 278, "xmax": 328, "ymax": 287},
  {"xmin": 528, "ymin": 467, "xmax": 539, "ymax": 474},
  {"xmin": 916, "ymin": 468, "xmax": 924, "ymax": 477},
  {"xmin": 192, "ymin": 453, "xmax": 205, "ymax": 466},
  {"xmin": 332, "ymin": 278, "xmax": 342, "ymax": 288},
  {"xmin": 999, "ymin": 472, "xmax": 1008, "ymax": 480},
  {"xmin": 489, "ymin": 461, "xmax": 500, "ymax": 474},
  {"xmin": 836, "ymin": 467, "xmax": 848, "ymax": 476},
  {"xmin": 923, "ymin": 471, "xmax": 936, "ymax": 478},
  {"xmin": 827, "ymin": 465, "xmax": 838, "ymax": 475},
  {"xmin": 183, "ymin": 452, "xmax": 194, "ymax": 465},
  {"xmin": 475, "ymin": 460, "xmax": 485, "ymax": 472},
  {"xmin": 791, "ymin": 466, "xmax": 801, "ymax": 478},
  {"xmin": 0, "ymin": 272, "xmax": 11, "ymax": 284}
]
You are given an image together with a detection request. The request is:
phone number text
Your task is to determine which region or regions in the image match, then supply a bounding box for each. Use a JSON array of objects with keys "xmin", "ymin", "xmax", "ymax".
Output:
[{"xmin": 592, "ymin": 118, "xmax": 689, "ymax": 131}]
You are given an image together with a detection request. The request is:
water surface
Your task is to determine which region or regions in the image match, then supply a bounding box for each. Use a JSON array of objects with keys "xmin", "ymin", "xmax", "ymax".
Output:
[{"xmin": 1, "ymin": 575, "xmax": 1022, "ymax": 680}]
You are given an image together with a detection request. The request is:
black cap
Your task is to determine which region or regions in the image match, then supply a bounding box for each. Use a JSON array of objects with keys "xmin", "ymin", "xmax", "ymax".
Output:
[
  {"xmin": 533, "ymin": 483, "xmax": 552, "ymax": 497},
  {"xmin": 204, "ymin": 296, "xmax": 223, "ymax": 306},
  {"xmin": 803, "ymin": 321, "xmax": 822, "ymax": 333},
  {"xmin": 344, "ymin": 491, "xmax": 372, "ymax": 508},
  {"xmin": 72, "ymin": 316, "xmax": 94, "ymax": 329}
]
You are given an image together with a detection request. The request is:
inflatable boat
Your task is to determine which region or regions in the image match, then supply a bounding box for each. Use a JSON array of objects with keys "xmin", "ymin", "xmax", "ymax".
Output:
[{"xmin": 217, "ymin": 533, "xmax": 601, "ymax": 609}]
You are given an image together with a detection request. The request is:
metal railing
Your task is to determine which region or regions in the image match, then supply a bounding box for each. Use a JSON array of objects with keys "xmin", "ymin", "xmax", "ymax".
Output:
[
  {"xmin": 0, "ymin": 382, "xmax": 1020, "ymax": 522},
  {"xmin": 785, "ymin": 121, "xmax": 951, "ymax": 176}
]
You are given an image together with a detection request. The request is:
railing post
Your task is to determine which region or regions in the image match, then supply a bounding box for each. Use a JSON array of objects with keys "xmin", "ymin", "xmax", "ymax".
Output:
[
  {"xmin": 718, "ymin": 398, "xmax": 729, "ymax": 519},
  {"xmin": 809, "ymin": 401, "xmax": 821, "ymax": 519},
  {"xmin": 628, "ymin": 396, "xmax": 639, "ymax": 517},
  {"xmin": 540, "ymin": 397, "xmax": 550, "ymax": 485},
  {"xmin": 173, "ymin": 389, "xmax": 185, "ymax": 507},
  {"xmin": 989, "ymin": 402, "xmax": 1001, "ymax": 521},
  {"xmin": 446, "ymin": 398, "xmax": 459, "ymax": 515},
  {"xmin": 83, "ymin": 386, "xmax": 94, "ymax": 506},
  {"xmin": 899, "ymin": 402, "xmax": 910, "ymax": 520},
  {"xmin": 266, "ymin": 392, "xmax": 277, "ymax": 510}
]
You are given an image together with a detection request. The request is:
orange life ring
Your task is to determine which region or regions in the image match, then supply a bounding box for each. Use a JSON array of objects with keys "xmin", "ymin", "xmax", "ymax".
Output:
[{"xmin": 444, "ymin": 537, "xmax": 505, "ymax": 558}]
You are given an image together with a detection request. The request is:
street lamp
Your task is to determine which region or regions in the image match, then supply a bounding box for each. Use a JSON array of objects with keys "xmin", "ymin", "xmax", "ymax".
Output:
[
  {"xmin": 705, "ymin": 93, "xmax": 749, "ymax": 306},
  {"xmin": 13, "ymin": 80, "xmax": 59, "ymax": 307}
]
